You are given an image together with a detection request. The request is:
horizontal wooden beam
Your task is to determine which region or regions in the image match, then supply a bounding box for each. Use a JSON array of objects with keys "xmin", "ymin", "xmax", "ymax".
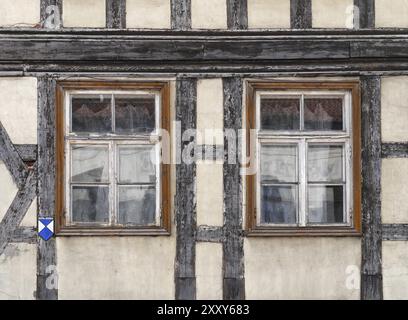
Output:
[
  {"xmin": 382, "ymin": 224, "xmax": 408, "ymax": 241},
  {"xmin": 11, "ymin": 227, "xmax": 37, "ymax": 244},
  {"xmin": 382, "ymin": 143, "xmax": 408, "ymax": 158},
  {"xmin": 1, "ymin": 31, "xmax": 408, "ymax": 64}
]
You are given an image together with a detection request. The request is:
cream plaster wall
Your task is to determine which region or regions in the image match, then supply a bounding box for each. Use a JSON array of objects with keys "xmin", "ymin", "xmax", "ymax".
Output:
[
  {"xmin": 312, "ymin": 0, "xmax": 354, "ymax": 28},
  {"xmin": 383, "ymin": 241, "xmax": 408, "ymax": 299},
  {"xmin": 376, "ymin": 0, "xmax": 408, "ymax": 28},
  {"xmin": 0, "ymin": 0, "xmax": 40, "ymax": 27},
  {"xmin": 63, "ymin": 0, "xmax": 106, "ymax": 28},
  {"xmin": 191, "ymin": 0, "xmax": 227, "ymax": 29},
  {"xmin": 247, "ymin": 0, "xmax": 290, "ymax": 29},
  {"xmin": 126, "ymin": 0, "xmax": 171, "ymax": 29}
]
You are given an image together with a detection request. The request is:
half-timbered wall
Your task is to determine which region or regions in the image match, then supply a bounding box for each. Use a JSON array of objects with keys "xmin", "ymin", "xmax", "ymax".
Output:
[{"xmin": 0, "ymin": 0, "xmax": 408, "ymax": 300}]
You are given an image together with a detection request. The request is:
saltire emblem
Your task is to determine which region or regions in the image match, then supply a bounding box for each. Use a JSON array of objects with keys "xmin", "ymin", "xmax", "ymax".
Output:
[{"xmin": 38, "ymin": 218, "xmax": 54, "ymax": 241}]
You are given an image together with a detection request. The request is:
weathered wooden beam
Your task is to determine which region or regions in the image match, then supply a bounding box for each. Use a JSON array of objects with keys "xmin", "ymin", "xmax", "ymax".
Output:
[
  {"xmin": 196, "ymin": 226, "xmax": 224, "ymax": 243},
  {"xmin": 291, "ymin": 0, "xmax": 312, "ymax": 29},
  {"xmin": 227, "ymin": 0, "xmax": 248, "ymax": 30},
  {"xmin": 383, "ymin": 224, "xmax": 408, "ymax": 241},
  {"xmin": 40, "ymin": 0, "xmax": 63, "ymax": 29},
  {"xmin": 382, "ymin": 143, "xmax": 408, "ymax": 158},
  {"xmin": 175, "ymin": 78, "xmax": 197, "ymax": 300},
  {"xmin": 12, "ymin": 227, "xmax": 37, "ymax": 244},
  {"xmin": 37, "ymin": 77, "xmax": 58, "ymax": 300},
  {"xmin": 15, "ymin": 144, "xmax": 38, "ymax": 162},
  {"xmin": 354, "ymin": 0, "xmax": 375, "ymax": 29},
  {"xmin": 197, "ymin": 145, "xmax": 224, "ymax": 162},
  {"xmin": 106, "ymin": 0, "xmax": 126, "ymax": 29},
  {"xmin": 361, "ymin": 76, "xmax": 383, "ymax": 300},
  {"xmin": 223, "ymin": 77, "xmax": 245, "ymax": 300},
  {"xmin": 0, "ymin": 167, "xmax": 37, "ymax": 255},
  {"xmin": 0, "ymin": 122, "xmax": 29, "ymax": 189},
  {"xmin": 171, "ymin": 0, "xmax": 191, "ymax": 30}
]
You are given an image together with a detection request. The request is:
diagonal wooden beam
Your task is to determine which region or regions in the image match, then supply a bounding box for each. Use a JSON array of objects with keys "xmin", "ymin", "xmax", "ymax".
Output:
[
  {"xmin": 0, "ymin": 121, "xmax": 29, "ymax": 189},
  {"xmin": 0, "ymin": 167, "xmax": 37, "ymax": 255}
]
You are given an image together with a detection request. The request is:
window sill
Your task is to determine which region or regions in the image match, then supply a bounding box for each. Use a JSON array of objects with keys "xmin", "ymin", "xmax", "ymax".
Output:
[
  {"xmin": 245, "ymin": 226, "xmax": 361, "ymax": 237},
  {"xmin": 56, "ymin": 227, "xmax": 171, "ymax": 236}
]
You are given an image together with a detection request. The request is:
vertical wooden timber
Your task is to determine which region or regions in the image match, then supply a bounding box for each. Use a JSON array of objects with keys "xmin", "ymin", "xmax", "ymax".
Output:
[
  {"xmin": 175, "ymin": 78, "xmax": 197, "ymax": 300},
  {"xmin": 171, "ymin": 0, "xmax": 191, "ymax": 30},
  {"xmin": 37, "ymin": 77, "xmax": 58, "ymax": 300},
  {"xmin": 106, "ymin": 0, "xmax": 126, "ymax": 29},
  {"xmin": 354, "ymin": 0, "xmax": 375, "ymax": 29},
  {"xmin": 361, "ymin": 76, "xmax": 383, "ymax": 300},
  {"xmin": 40, "ymin": 0, "xmax": 63, "ymax": 29},
  {"xmin": 223, "ymin": 77, "xmax": 245, "ymax": 300},
  {"xmin": 290, "ymin": 0, "xmax": 312, "ymax": 29},
  {"xmin": 227, "ymin": 0, "xmax": 248, "ymax": 30}
]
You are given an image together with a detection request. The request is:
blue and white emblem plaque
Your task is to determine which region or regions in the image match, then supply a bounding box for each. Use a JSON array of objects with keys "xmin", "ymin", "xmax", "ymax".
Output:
[{"xmin": 38, "ymin": 218, "xmax": 54, "ymax": 241}]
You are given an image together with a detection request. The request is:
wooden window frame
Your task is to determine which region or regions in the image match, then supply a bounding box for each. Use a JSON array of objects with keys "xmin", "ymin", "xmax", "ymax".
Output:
[
  {"xmin": 245, "ymin": 81, "xmax": 361, "ymax": 237},
  {"xmin": 55, "ymin": 81, "xmax": 171, "ymax": 236}
]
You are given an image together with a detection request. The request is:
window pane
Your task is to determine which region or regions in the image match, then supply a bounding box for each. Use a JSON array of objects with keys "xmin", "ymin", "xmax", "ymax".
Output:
[
  {"xmin": 304, "ymin": 97, "xmax": 343, "ymax": 131},
  {"xmin": 308, "ymin": 145, "xmax": 343, "ymax": 182},
  {"xmin": 118, "ymin": 186, "xmax": 156, "ymax": 225},
  {"xmin": 72, "ymin": 146, "xmax": 109, "ymax": 183},
  {"xmin": 71, "ymin": 95, "xmax": 112, "ymax": 133},
  {"xmin": 308, "ymin": 186, "xmax": 344, "ymax": 224},
  {"xmin": 118, "ymin": 146, "xmax": 156, "ymax": 184},
  {"xmin": 261, "ymin": 185, "xmax": 297, "ymax": 224},
  {"xmin": 115, "ymin": 96, "xmax": 155, "ymax": 134},
  {"xmin": 261, "ymin": 145, "xmax": 297, "ymax": 183},
  {"xmin": 260, "ymin": 98, "xmax": 300, "ymax": 130},
  {"xmin": 72, "ymin": 186, "xmax": 109, "ymax": 223}
]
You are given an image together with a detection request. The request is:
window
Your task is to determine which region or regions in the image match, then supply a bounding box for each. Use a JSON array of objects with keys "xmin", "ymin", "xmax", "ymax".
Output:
[
  {"xmin": 56, "ymin": 81, "xmax": 171, "ymax": 235},
  {"xmin": 246, "ymin": 82, "xmax": 361, "ymax": 236}
]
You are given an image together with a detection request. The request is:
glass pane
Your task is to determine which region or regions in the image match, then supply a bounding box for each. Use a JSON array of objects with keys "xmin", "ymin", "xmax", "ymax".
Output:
[
  {"xmin": 260, "ymin": 98, "xmax": 300, "ymax": 130},
  {"xmin": 261, "ymin": 145, "xmax": 297, "ymax": 183},
  {"xmin": 72, "ymin": 186, "xmax": 109, "ymax": 223},
  {"xmin": 308, "ymin": 145, "xmax": 343, "ymax": 182},
  {"xmin": 261, "ymin": 185, "xmax": 297, "ymax": 224},
  {"xmin": 118, "ymin": 186, "xmax": 156, "ymax": 225},
  {"xmin": 71, "ymin": 95, "xmax": 112, "ymax": 133},
  {"xmin": 72, "ymin": 146, "xmax": 109, "ymax": 183},
  {"xmin": 308, "ymin": 186, "xmax": 344, "ymax": 224},
  {"xmin": 115, "ymin": 96, "xmax": 155, "ymax": 134},
  {"xmin": 304, "ymin": 97, "xmax": 343, "ymax": 131},
  {"xmin": 118, "ymin": 146, "xmax": 156, "ymax": 184}
]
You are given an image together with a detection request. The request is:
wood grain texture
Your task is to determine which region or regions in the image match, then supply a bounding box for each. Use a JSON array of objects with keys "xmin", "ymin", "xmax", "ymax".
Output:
[
  {"xmin": 11, "ymin": 227, "xmax": 37, "ymax": 244},
  {"xmin": 354, "ymin": 0, "xmax": 375, "ymax": 29},
  {"xmin": 383, "ymin": 224, "xmax": 408, "ymax": 241},
  {"xmin": 227, "ymin": 0, "xmax": 248, "ymax": 30},
  {"xmin": 382, "ymin": 143, "xmax": 408, "ymax": 158},
  {"xmin": 223, "ymin": 77, "xmax": 245, "ymax": 300},
  {"xmin": 360, "ymin": 76, "xmax": 383, "ymax": 300},
  {"xmin": 106, "ymin": 0, "xmax": 126, "ymax": 29},
  {"xmin": 175, "ymin": 78, "xmax": 197, "ymax": 300},
  {"xmin": 0, "ymin": 121, "xmax": 29, "ymax": 189},
  {"xmin": 0, "ymin": 167, "xmax": 37, "ymax": 255},
  {"xmin": 37, "ymin": 77, "xmax": 58, "ymax": 300},
  {"xmin": 15, "ymin": 145, "xmax": 37, "ymax": 162},
  {"xmin": 171, "ymin": 0, "xmax": 191, "ymax": 30},
  {"xmin": 196, "ymin": 226, "xmax": 224, "ymax": 243},
  {"xmin": 291, "ymin": 0, "xmax": 312, "ymax": 29}
]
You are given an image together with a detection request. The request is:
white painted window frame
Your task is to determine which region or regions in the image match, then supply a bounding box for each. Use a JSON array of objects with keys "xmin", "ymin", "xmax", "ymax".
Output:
[
  {"xmin": 64, "ymin": 89, "xmax": 162, "ymax": 227},
  {"xmin": 255, "ymin": 90, "xmax": 353, "ymax": 228}
]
